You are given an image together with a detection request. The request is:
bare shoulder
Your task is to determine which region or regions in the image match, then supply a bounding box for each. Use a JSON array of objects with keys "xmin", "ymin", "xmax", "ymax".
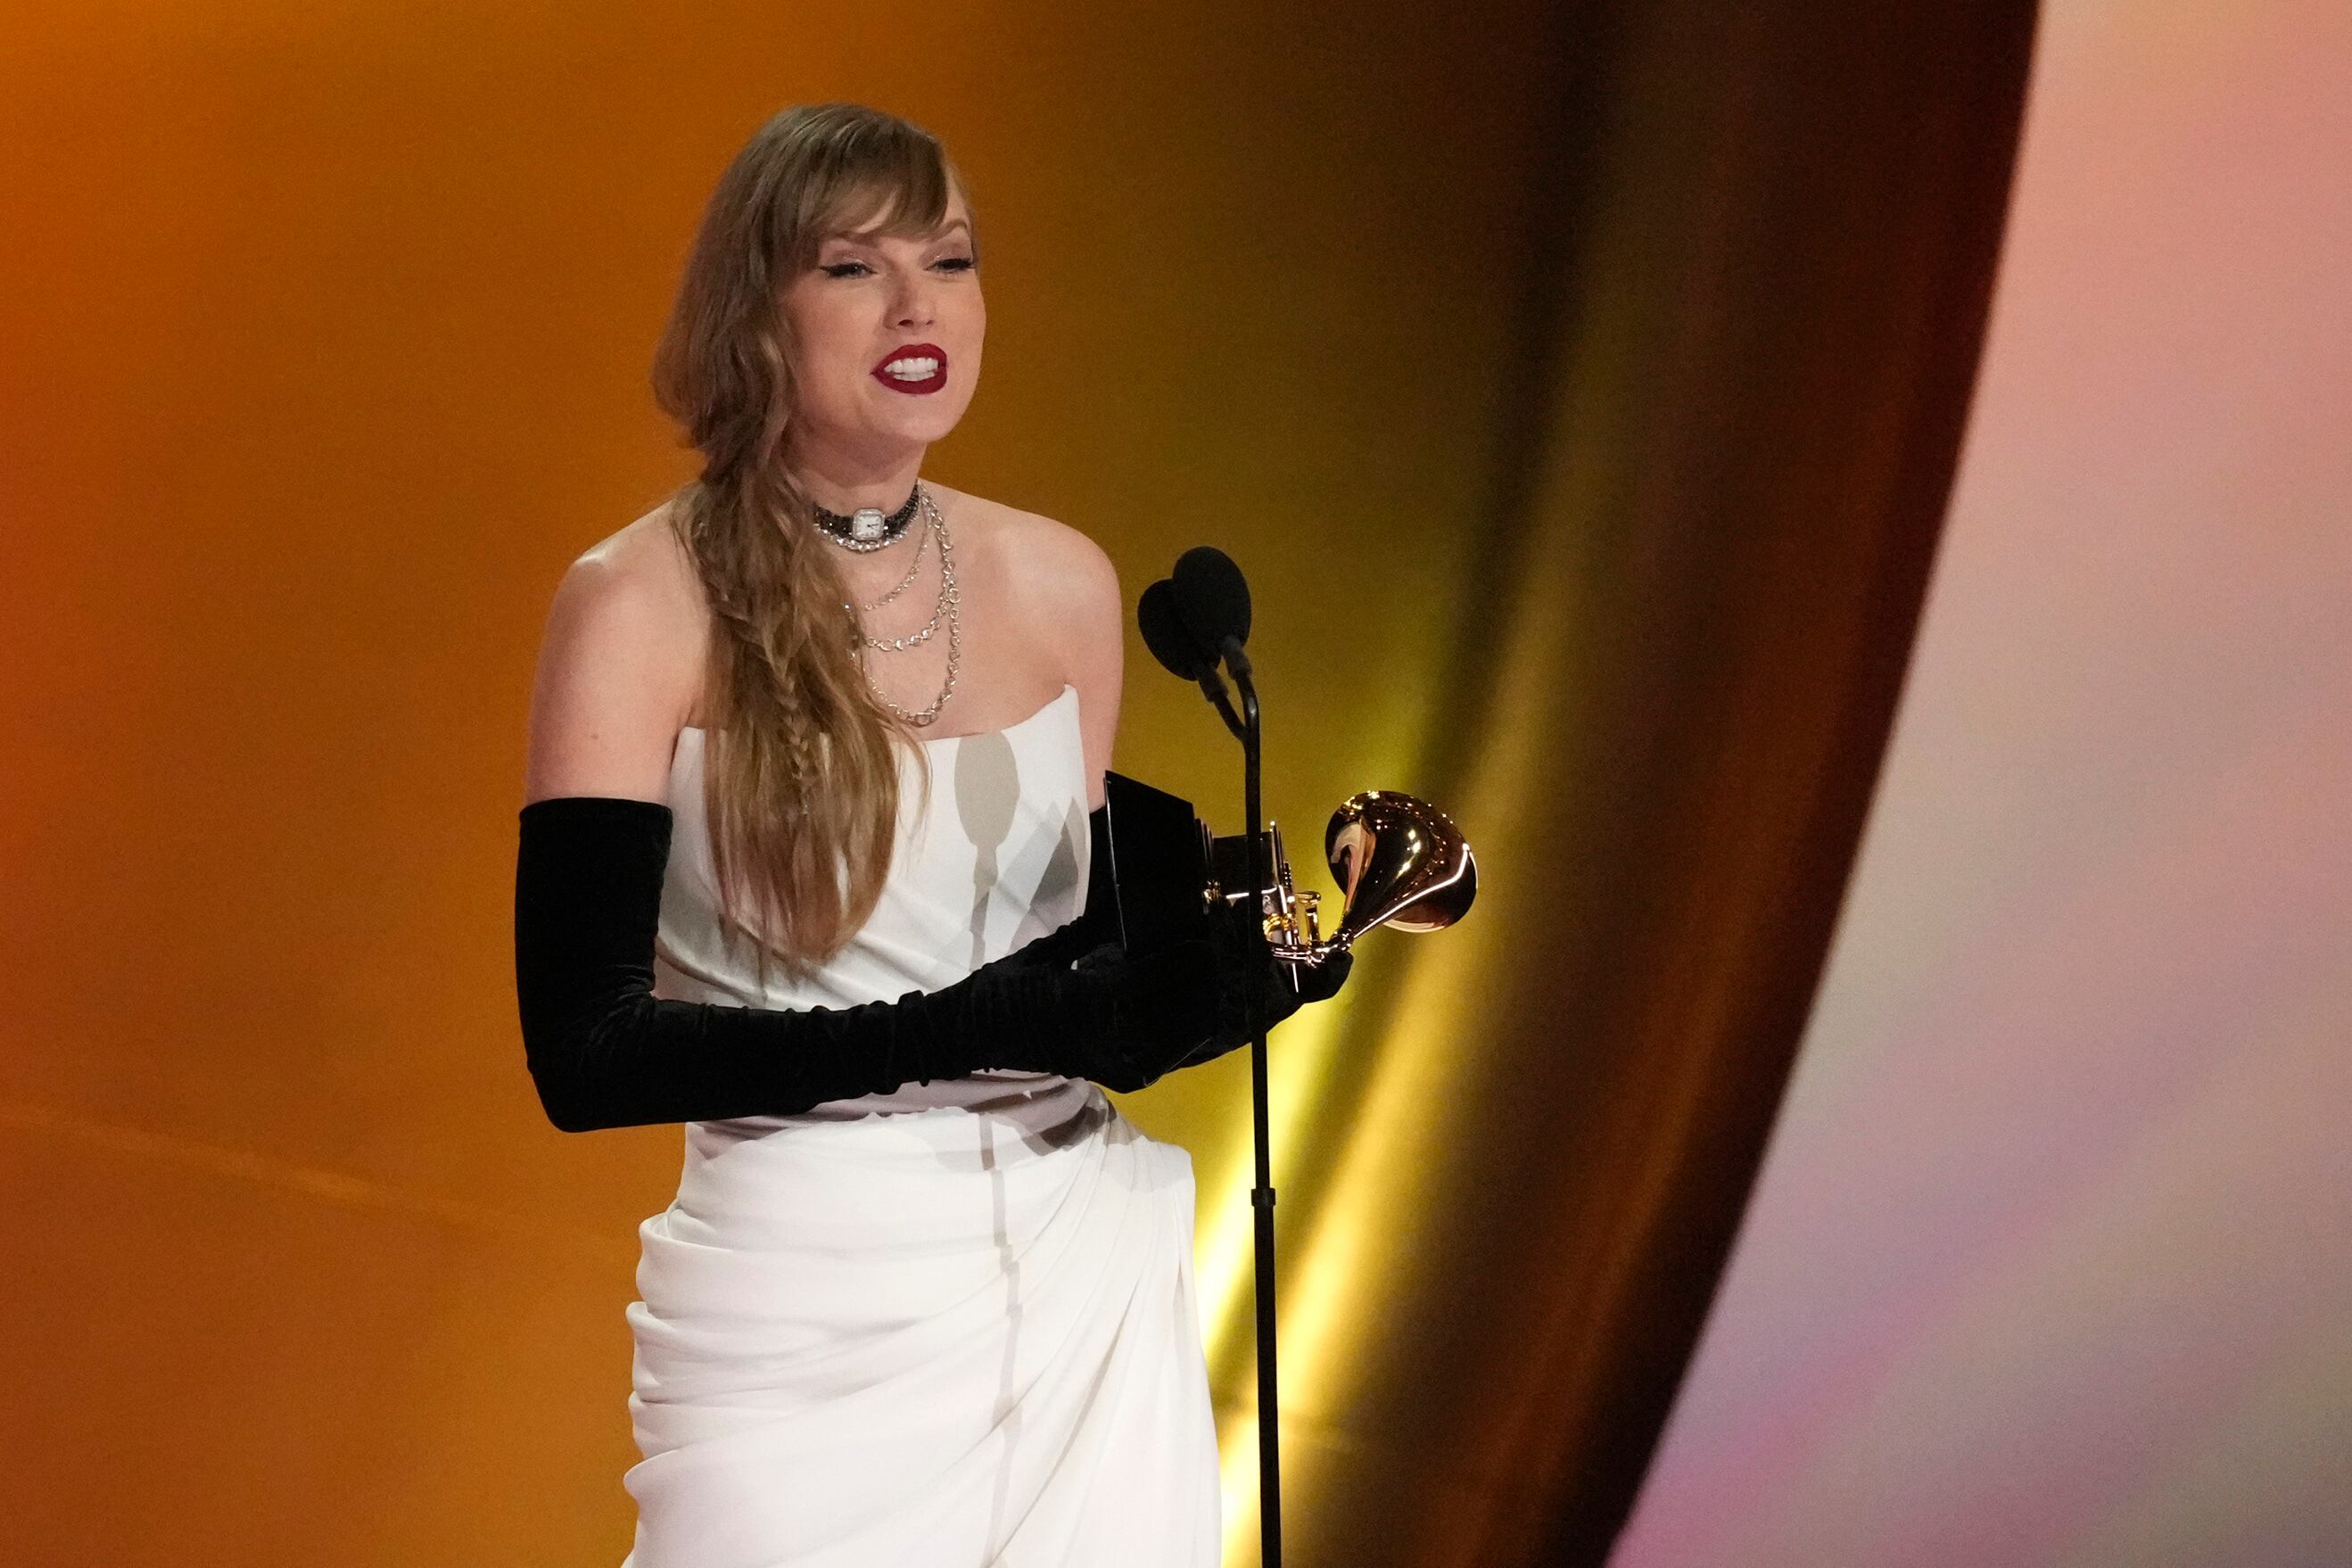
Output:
[
  {"xmin": 581, "ymin": 501, "xmax": 713, "ymax": 631},
  {"xmin": 935, "ymin": 483, "xmax": 1119, "ymax": 624},
  {"xmin": 523, "ymin": 499, "xmax": 712, "ymax": 805},
  {"xmin": 930, "ymin": 483, "xmax": 1123, "ymax": 805}
]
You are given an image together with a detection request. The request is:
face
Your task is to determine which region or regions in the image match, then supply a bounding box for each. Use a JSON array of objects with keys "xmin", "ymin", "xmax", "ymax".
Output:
[{"xmin": 778, "ymin": 184, "xmax": 985, "ymax": 472}]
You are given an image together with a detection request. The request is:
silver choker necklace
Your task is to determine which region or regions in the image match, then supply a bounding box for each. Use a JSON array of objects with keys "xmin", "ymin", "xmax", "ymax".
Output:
[{"xmin": 810, "ymin": 483, "xmax": 921, "ymax": 550}]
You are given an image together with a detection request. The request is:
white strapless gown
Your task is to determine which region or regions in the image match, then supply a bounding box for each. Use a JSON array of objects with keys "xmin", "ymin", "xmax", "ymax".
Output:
[{"xmin": 622, "ymin": 682, "xmax": 1221, "ymax": 1568}]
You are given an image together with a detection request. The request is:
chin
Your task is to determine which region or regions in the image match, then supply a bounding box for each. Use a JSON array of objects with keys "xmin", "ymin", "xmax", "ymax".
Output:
[{"xmin": 890, "ymin": 404, "xmax": 974, "ymax": 445}]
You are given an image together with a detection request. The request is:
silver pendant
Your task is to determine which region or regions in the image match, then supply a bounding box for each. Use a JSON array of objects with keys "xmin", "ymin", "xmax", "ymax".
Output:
[{"xmin": 850, "ymin": 507, "xmax": 887, "ymax": 543}]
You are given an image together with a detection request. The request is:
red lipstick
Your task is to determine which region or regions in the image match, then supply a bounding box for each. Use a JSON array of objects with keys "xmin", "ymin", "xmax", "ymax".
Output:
[{"xmin": 871, "ymin": 342, "xmax": 948, "ymax": 395}]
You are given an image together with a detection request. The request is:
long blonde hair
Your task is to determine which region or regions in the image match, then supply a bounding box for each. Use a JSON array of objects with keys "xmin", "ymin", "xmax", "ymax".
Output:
[{"xmin": 649, "ymin": 103, "xmax": 978, "ymax": 983}]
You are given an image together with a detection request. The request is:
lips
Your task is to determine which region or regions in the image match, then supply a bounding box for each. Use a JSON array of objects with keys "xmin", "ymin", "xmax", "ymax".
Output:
[{"xmin": 871, "ymin": 342, "xmax": 948, "ymax": 395}]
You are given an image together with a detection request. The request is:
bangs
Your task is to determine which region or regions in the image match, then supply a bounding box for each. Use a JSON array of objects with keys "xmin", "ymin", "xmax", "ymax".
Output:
[{"xmin": 789, "ymin": 127, "xmax": 964, "ymax": 265}]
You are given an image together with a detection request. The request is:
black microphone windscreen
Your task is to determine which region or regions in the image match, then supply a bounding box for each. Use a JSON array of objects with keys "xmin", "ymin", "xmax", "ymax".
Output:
[
  {"xmin": 1171, "ymin": 546, "xmax": 1251, "ymax": 652},
  {"xmin": 1138, "ymin": 578, "xmax": 1212, "ymax": 680}
]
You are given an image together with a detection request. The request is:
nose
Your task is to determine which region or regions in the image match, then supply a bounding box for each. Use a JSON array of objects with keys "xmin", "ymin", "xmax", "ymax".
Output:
[{"xmin": 889, "ymin": 271, "xmax": 938, "ymax": 329}]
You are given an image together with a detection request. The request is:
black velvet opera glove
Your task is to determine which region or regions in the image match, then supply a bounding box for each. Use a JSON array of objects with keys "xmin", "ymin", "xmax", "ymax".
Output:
[{"xmin": 514, "ymin": 796, "xmax": 1338, "ymax": 1131}]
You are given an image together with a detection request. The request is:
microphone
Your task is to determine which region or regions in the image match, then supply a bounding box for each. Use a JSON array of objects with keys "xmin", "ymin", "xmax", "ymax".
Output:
[
  {"xmin": 1170, "ymin": 546, "xmax": 1252, "ymax": 677},
  {"xmin": 1138, "ymin": 578, "xmax": 1213, "ymax": 681},
  {"xmin": 1140, "ymin": 574, "xmax": 1247, "ymax": 740}
]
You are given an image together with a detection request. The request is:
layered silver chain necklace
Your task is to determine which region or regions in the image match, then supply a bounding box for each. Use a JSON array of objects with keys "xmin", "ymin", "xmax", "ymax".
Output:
[{"xmin": 817, "ymin": 481, "xmax": 959, "ymax": 728}]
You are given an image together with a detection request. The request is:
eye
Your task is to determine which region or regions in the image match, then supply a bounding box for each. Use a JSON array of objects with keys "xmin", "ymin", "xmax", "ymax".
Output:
[
  {"xmin": 934, "ymin": 255, "xmax": 977, "ymax": 273},
  {"xmin": 820, "ymin": 260, "xmax": 872, "ymax": 278}
]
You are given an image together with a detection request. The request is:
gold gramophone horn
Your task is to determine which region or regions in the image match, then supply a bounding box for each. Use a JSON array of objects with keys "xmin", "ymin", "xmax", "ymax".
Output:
[
  {"xmin": 1192, "ymin": 784, "xmax": 1476, "ymax": 967},
  {"xmin": 1323, "ymin": 790, "xmax": 1477, "ymax": 950}
]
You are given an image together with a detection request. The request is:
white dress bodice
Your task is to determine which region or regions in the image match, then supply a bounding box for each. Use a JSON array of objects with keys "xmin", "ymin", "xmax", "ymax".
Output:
[{"xmin": 649, "ymin": 681, "xmax": 1093, "ymax": 1118}]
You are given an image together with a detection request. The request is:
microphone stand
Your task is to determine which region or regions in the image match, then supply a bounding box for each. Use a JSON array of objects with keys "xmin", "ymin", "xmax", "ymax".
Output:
[
  {"xmin": 1193, "ymin": 667, "xmax": 1248, "ymax": 743},
  {"xmin": 1223, "ymin": 637, "xmax": 1283, "ymax": 1568}
]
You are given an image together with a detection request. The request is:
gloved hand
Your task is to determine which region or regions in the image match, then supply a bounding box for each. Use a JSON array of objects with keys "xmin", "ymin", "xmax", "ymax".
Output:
[
  {"xmin": 1182, "ymin": 898, "xmax": 1354, "ymax": 1072},
  {"xmin": 1009, "ymin": 900, "xmax": 1354, "ymax": 1091}
]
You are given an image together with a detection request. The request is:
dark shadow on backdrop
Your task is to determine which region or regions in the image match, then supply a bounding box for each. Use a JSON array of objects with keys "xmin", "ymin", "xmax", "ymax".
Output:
[{"xmin": 1263, "ymin": 3, "xmax": 2042, "ymax": 1564}]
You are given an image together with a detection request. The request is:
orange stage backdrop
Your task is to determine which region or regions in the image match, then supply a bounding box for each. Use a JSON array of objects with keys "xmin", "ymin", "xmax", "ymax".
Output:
[{"xmin": 0, "ymin": 4, "xmax": 2031, "ymax": 1564}]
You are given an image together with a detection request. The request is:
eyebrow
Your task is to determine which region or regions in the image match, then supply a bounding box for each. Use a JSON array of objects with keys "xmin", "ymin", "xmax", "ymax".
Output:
[{"xmin": 827, "ymin": 217, "xmax": 971, "ymax": 244}]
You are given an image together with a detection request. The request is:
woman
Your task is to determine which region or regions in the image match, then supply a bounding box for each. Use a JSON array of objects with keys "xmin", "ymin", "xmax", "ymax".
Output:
[{"xmin": 512, "ymin": 103, "xmax": 1347, "ymax": 1567}]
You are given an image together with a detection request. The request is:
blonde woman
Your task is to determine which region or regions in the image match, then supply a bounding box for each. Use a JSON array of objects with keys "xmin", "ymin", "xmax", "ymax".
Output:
[{"xmin": 513, "ymin": 103, "xmax": 1348, "ymax": 1566}]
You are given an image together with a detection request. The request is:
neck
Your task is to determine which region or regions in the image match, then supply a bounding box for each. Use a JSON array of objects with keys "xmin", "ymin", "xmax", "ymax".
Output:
[{"xmin": 786, "ymin": 434, "xmax": 924, "ymax": 516}]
